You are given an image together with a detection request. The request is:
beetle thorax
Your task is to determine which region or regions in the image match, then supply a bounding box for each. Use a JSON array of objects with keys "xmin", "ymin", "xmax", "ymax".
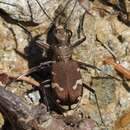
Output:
[
  {"xmin": 53, "ymin": 25, "xmax": 73, "ymax": 61},
  {"xmin": 55, "ymin": 45, "xmax": 72, "ymax": 62}
]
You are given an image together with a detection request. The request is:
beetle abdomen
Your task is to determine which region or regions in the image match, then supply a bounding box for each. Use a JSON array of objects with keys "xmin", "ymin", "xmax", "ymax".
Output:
[{"xmin": 52, "ymin": 60, "xmax": 83, "ymax": 106}]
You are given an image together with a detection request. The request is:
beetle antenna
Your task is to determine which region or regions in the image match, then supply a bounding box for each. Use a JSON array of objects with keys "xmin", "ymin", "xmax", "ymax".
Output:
[
  {"xmin": 0, "ymin": 1, "xmax": 18, "ymax": 7},
  {"xmin": 77, "ymin": 10, "xmax": 86, "ymax": 39},
  {"xmin": 55, "ymin": 0, "xmax": 71, "ymax": 20},
  {"xmin": 64, "ymin": 0, "xmax": 78, "ymax": 29},
  {"xmin": 34, "ymin": 0, "xmax": 53, "ymax": 22}
]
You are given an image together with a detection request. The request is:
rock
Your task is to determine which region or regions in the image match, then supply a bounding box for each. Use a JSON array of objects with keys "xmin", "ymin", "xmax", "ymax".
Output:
[
  {"xmin": 1, "ymin": 0, "xmax": 130, "ymax": 129},
  {"xmin": 91, "ymin": 76, "xmax": 116, "ymax": 107}
]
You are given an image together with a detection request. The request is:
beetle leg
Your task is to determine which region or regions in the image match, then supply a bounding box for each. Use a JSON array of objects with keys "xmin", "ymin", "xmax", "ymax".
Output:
[
  {"xmin": 77, "ymin": 61, "xmax": 100, "ymax": 71},
  {"xmin": 77, "ymin": 61, "xmax": 122, "ymax": 81},
  {"xmin": 71, "ymin": 10, "xmax": 86, "ymax": 49},
  {"xmin": 82, "ymin": 83, "xmax": 104, "ymax": 125},
  {"xmin": 6, "ymin": 61, "xmax": 55, "ymax": 87},
  {"xmin": 36, "ymin": 42, "xmax": 50, "ymax": 49},
  {"xmin": 14, "ymin": 49, "xmax": 28, "ymax": 60},
  {"xmin": 71, "ymin": 36, "xmax": 86, "ymax": 49},
  {"xmin": 16, "ymin": 61, "xmax": 55, "ymax": 78},
  {"xmin": 40, "ymin": 81, "xmax": 51, "ymax": 112}
]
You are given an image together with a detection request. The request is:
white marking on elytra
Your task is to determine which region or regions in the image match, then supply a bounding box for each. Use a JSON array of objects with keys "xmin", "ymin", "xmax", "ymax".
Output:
[
  {"xmin": 77, "ymin": 68, "xmax": 80, "ymax": 72},
  {"xmin": 72, "ymin": 79, "xmax": 82, "ymax": 90},
  {"xmin": 52, "ymin": 72, "xmax": 56, "ymax": 75},
  {"xmin": 52, "ymin": 83, "xmax": 64, "ymax": 91}
]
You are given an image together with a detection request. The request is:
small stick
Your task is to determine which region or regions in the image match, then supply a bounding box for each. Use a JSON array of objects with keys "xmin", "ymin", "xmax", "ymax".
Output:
[
  {"xmin": 7, "ymin": 74, "xmax": 40, "ymax": 87},
  {"xmin": 104, "ymin": 57, "xmax": 130, "ymax": 80},
  {"xmin": 16, "ymin": 76, "xmax": 40, "ymax": 87}
]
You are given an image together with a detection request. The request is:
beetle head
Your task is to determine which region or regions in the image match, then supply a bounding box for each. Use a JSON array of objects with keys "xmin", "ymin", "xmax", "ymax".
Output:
[{"xmin": 53, "ymin": 25, "xmax": 72, "ymax": 46}]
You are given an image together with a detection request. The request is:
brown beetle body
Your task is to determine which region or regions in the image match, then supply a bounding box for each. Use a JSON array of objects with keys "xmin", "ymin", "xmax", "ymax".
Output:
[
  {"xmin": 46, "ymin": 24, "xmax": 85, "ymax": 110},
  {"xmin": 37, "ymin": 22, "xmax": 86, "ymax": 110},
  {"xmin": 10, "ymin": 2, "xmax": 98, "ymax": 111},
  {"xmin": 52, "ymin": 60, "xmax": 83, "ymax": 108}
]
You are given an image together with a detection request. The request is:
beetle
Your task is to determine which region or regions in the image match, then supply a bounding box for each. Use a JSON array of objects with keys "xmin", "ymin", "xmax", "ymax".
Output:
[{"xmin": 7, "ymin": 0, "xmax": 104, "ymax": 124}]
